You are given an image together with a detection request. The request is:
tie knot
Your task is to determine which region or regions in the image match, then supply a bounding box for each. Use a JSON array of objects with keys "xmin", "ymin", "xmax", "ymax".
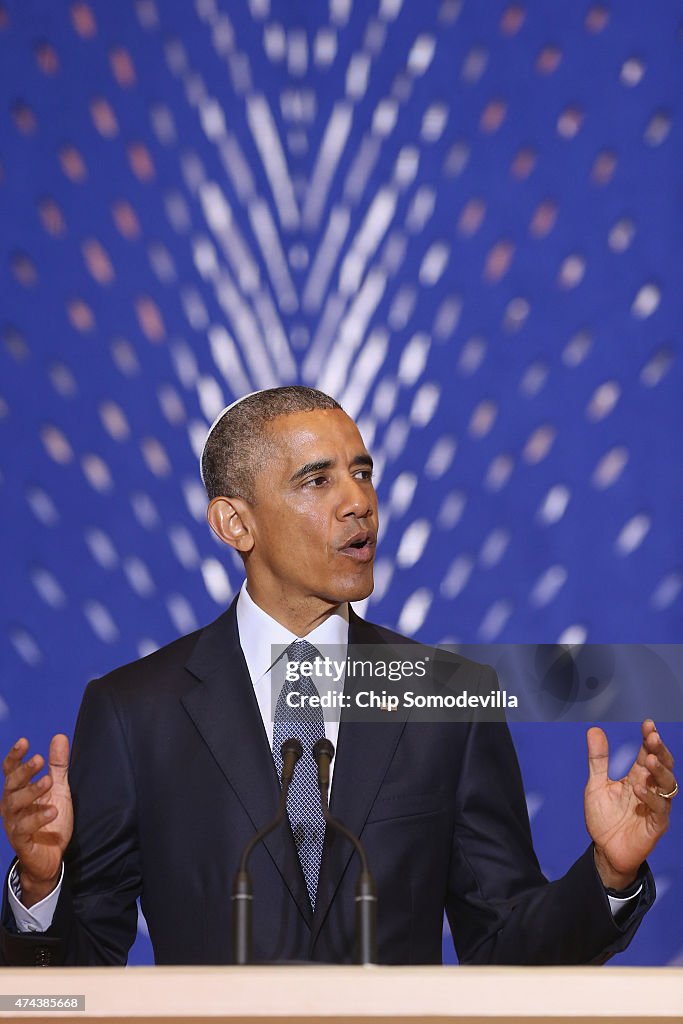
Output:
[
  {"xmin": 281, "ymin": 640, "xmax": 322, "ymax": 699},
  {"xmin": 285, "ymin": 639, "xmax": 322, "ymax": 667}
]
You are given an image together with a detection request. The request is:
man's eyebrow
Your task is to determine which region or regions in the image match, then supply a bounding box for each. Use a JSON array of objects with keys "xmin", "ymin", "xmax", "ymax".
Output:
[
  {"xmin": 289, "ymin": 459, "xmax": 334, "ymax": 484},
  {"xmin": 289, "ymin": 453, "xmax": 373, "ymax": 484}
]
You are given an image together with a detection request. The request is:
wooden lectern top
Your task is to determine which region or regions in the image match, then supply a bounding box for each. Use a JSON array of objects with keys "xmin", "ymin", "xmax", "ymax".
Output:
[{"xmin": 0, "ymin": 965, "xmax": 681, "ymax": 1024}]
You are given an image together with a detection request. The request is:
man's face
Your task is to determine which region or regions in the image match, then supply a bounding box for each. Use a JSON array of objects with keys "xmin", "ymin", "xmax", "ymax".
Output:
[{"xmin": 243, "ymin": 408, "xmax": 378, "ymax": 625}]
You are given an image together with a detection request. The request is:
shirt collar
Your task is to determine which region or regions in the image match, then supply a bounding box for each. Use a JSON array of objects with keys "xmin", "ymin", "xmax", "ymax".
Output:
[{"xmin": 236, "ymin": 580, "xmax": 349, "ymax": 685}]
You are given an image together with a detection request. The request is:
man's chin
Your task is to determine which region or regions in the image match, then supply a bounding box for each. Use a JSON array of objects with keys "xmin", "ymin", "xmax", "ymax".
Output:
[{"xmin": 338, "ymin": 572, "xmax": 374, "ymax": 604}]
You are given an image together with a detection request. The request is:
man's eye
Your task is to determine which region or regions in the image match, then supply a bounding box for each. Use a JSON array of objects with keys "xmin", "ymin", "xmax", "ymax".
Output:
[
  {"xmin": 355, "ymin": 469, "xmax": 373, "ymax": 481},
  {"xmin": 305, "ymin": 475, "xmax": 328, "ymax": 487}
]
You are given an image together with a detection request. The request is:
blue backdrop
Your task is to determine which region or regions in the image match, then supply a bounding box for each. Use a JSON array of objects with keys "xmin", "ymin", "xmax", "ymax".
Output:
[{"xmin": 0, "ymin": 0, "xmax": 681, "ymax": 964}]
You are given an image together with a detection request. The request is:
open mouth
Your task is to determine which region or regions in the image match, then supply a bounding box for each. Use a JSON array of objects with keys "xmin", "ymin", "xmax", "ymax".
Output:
[{"xmin": 339, "ymin": 534, "xmax": 375, "ymax": 562}]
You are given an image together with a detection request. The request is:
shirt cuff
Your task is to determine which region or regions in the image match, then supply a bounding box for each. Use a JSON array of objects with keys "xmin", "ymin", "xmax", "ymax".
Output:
[
  {"xmin": 7, "ymin": 862, "xmax": 64, "ymax": 933},
  {"xmin": 607, "ymin": 884, "xmax": 643, "ymax": 920}
]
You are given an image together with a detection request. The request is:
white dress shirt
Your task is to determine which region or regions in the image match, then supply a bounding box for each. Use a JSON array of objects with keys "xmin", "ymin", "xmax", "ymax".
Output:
[{"xmin": 236, "ymin": 580, "xmax": 349, "ymax": 766}]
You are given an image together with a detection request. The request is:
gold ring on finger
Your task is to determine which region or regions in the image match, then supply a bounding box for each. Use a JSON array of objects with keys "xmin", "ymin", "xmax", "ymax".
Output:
[{"xmin": 656, "ymin": 781, "xmax": 678, "ymax": 800}]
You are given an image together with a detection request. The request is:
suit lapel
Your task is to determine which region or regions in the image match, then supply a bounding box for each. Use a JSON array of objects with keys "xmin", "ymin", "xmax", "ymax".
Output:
[
  {"xmin": 311, "ymin": 608, "xmax": 408, "ymax": 946},
  {"xmin": 181, "ymin": 598, "xmax": 313, "ymax": 928}
]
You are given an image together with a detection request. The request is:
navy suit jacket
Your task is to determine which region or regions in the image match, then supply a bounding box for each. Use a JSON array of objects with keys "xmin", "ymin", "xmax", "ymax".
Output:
[{"xmin": 1, "ymin": 600, "xmax": 653, "ymax": 965}]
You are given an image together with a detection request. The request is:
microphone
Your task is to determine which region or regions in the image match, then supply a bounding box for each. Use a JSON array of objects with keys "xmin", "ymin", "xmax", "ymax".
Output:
[
  {"xmin": 312, "ymin": 738, "xmax": 377, "ymax": 965},
  {"xmin": 231, "ymin": 738, "xmax": 303, "ymax": 965}
]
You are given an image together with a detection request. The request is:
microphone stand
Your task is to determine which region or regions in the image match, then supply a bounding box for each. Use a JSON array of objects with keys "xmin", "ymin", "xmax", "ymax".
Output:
[
  {"xmin": 231, "ymin": 738, "xmax": 303, "ymax": 965},
  {"xmin": 313, "ymin": 738, "xmax": 378, "ymax": 965}
]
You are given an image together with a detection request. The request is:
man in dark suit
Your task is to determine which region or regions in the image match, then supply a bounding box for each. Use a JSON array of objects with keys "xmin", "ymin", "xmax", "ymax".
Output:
[{"xmin": 0, "ymin": 386, "xmax": 677, "ymax": 966}]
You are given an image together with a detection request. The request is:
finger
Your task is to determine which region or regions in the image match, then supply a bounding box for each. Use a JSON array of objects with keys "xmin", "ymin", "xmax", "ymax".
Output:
[
  {"xmin": 644, "ymin": 726, "xmax": 675, "ymax": 772},
  {"xmin": 2, "ymin": 775, "xmax": 52, "ymax": 816},
  {"xmin": 2, "ymin": 739, "xmax": 29, "ymax": 778},
  {"xmin": 3, "ymin": 754, "xmax": 45, "ymax": 795},
  {"xmin": 633, "ymin": 781, "xmax": 672, "ymax": 822},
  {"xmin": 8, "ymin": 804, "xmax": 58, "ymax": 843},
  {"xmin": 645, "ymin": 754, "xmax": 677, "ymax": 796},
  {"xmin": 48, "ymin": 735, "xmax": 69, "ymax": 785},
  {"xmin": 586, "ymin": 726, "xmax": 610, "ymax": 780},
  {"xmin": 633, "ymin": 721, "xmax": 664, "ymax": 771}
]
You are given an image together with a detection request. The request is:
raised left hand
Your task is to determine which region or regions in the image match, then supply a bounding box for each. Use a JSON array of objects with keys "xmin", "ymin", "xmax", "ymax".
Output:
[{"xmin": 585, "ymin": 720, "xmax": 676, "ymax": 889}]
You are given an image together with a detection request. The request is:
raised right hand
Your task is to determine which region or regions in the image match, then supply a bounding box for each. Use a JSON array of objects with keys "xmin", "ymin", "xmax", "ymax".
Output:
[{"xmin": 1, "ymin": 735, "xmax": 73, "ymax": 906}]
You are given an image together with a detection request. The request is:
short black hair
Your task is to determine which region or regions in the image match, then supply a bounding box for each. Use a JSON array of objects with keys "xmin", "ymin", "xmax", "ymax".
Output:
[{"xmin": 201, "ymin": 385, "xmax": 343, "ymax": 502}]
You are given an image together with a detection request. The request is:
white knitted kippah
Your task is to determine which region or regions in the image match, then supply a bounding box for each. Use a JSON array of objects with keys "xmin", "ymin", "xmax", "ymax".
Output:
[{"xmin": 199, "ymin": 389, "xmax": 264, "ymax": 485}]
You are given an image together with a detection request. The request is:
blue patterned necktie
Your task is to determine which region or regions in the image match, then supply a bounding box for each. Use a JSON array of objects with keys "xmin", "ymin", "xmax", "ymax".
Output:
[{"xmin": 272, "ymin": 639, "xmax": 326, "ymax": 909}]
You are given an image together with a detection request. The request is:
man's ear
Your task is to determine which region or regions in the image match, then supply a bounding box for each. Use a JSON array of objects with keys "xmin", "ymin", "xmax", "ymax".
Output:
[{"xmin": 207, "ymin": 496, "xmax": 254, "ymax": 553}]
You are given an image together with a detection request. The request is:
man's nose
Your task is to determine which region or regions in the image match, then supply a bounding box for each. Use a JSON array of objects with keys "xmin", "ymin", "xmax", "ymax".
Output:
[{"xmin": 338, "ymin": 477, "xmax": 374, "ymax": 519}]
